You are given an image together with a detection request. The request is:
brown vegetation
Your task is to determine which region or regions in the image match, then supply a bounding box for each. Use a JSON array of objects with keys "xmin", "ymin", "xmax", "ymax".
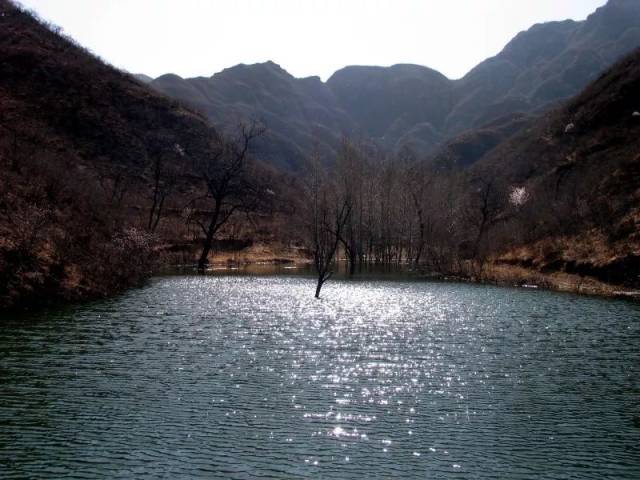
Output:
[
  {"xmin": 0, "ymin": 1, "xmax": 246, "ymax": 307},
  {"xmin": 1, "ymin": 0, "xmax": 638, "ymax": 307}
]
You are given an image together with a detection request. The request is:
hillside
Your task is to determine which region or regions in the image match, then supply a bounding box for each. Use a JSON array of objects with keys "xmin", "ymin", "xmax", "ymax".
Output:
[
  {"xmin": 426, "ymin": 112, "xmax": 534, "ymax": 171},
  {"xmin": 146, "ymin": 0, "xmax": 640, "ymax": 168},
  {"xmin": 0, "ymin": 0, "xmax": 215, "ymax": 308},
  {"xmin": 469, "ymin": 47, "xmax": 640, "ymax": 290}
]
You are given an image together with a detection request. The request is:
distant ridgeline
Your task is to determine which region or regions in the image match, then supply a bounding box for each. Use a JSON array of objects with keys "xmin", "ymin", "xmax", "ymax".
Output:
[{"xmin": 144, "ymin": 0, "xmax": 640, "ymax": 169}]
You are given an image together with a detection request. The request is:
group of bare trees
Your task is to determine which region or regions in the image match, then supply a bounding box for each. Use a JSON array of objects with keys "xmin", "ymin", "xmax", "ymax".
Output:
[
  {"xmin": 299, "ymin": 142, "xmax": 450, "ymax": 274},
  {"xmin": 296, "ymin": 139, "xmax": 536, "ymax": 295},
  {"xmin": 2, "ymin": 109, "xmax": 607, "ymax": 303},
  {"xmin": 101, "ymin": 124, "xmax": 621, "ymax": 298},
  {"xmin": 137, "ymin": 120, "xmax": 615, "ymax": 298},
  {"xmin": 129, "ymin": 114, "xmax": 544, "ymax": 296},
  {"xmin": 135, "ymin": 124, "xmax": 544, "ymax": 296}
]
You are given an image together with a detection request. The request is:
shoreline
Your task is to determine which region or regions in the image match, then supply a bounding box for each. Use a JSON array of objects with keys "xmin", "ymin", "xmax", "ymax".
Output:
[
  {"xmin": 3, "ymin": 254, "xmax": 638, "ymax": 313},
  {"xmin": 162, "ymin": 250, "xmax": 640, "ymax": 302},
  {"xmin": 476, "ymin": 263, "xmax": 640, "ymax": 301}
]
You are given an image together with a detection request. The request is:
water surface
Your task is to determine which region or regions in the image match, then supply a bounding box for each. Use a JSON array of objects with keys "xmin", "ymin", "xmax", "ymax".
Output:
[{"xmin": 1, "ymin": 274, "xmax": 639, "ymax": 478}]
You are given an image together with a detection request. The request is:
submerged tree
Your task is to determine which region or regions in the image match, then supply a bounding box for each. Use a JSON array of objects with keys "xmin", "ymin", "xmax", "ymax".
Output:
[
  {"xmin": 335, "ymin": 139, "xmax": 366, "ymax": 275},
  {"xmin": 303, "ymin": 151, "xmax": 352, "ymax": 298},
  {"xmin": 188, "ymin": 122, "xmax": 267, "ymax": 272}
]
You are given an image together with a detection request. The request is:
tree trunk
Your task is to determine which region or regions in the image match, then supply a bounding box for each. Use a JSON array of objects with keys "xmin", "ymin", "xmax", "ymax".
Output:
[
  {"xmin": 341, "ymin": 239, "xmax": 358, "ymax": 276},
  {"xmin": 151, "ymin": 195, "xmax": 166, "ymax": 233},
  {"xmin": 414, "ymin": 221, "xmax": 425, "ymax": 267},
  {"xmin": 348, "ymin": 253, "xmax": 357, "ymax": 276},
  {"xmin": 315, "ymin": 276, "xmax": 324, "ymax": 298},
  {"xmin": 197, "ymin": 202, "xmax": 221, "ymax": 273},
  {"xmin": 197, "ymin": 236, "xmax": 213, "ymax": 272}
]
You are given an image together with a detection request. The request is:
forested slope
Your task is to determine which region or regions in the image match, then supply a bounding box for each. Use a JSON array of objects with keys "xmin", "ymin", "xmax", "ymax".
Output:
[
  {"xmin": 469, "ymin": 47, "xmax": 640, "ymax": 290},
  {"xmin": 0, "ymin": 0, "xmax": 214, "ymax": 308}
]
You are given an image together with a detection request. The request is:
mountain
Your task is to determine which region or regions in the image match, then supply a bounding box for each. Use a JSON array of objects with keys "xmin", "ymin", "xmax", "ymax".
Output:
[
  {"xmin": 150, "ymin": 62, "xmax": 358, "ymax": 170},
  {"xmin": 133, "ymin": 73, "xmax": 154, "ymax": 83},
  {"xmin": 445, "ymin": 0, "xmax": 640, "ymax": 135},
  {"xmin": 146, "ymin": 0, "xmax": 640, "ymax": 168},
  {"xmin": 0, "ymin": 0, "xmax": 215, "ymax": 307},
  {"xmin": 326, "ymin": 64, "xmax": 452, "ymax": 152}
]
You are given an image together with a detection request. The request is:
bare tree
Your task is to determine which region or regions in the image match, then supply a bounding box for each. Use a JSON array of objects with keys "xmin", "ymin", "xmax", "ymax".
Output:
[
  {"xmin": 335, "ymin": 139, "xmax": 366, "ymax": 275},
  {"xmin": 458, "ymin": 170, "xmax": 533, "ymax": 276},
  {"xmin": 303, "ymin": 152, "xmax": 352, "ymax": 298},
  {"xmin": 146, "ymin": 142, "xmax": 184, "ymax": 233},
  {"xmin": 466, "ymin": 175, "xmax": 503, "ymax": 262},
  {"xmin": 188, "ymin": 122, "xmax": 267, "ymax": 272},
  {"xmin": 401, "ymin": 153, "xmax": 433, "ymax": 267}
]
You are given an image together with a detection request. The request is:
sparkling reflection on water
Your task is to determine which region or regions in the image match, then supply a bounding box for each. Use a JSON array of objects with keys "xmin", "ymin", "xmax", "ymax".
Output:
[{"xmin": 1, "ymin": 274, "xmax": 639, "ymax": 479}]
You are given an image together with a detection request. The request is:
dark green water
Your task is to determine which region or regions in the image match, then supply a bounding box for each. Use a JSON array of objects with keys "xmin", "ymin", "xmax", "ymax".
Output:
[{"xmin": 1, "ymin": 273, "xmax": 639, "ymax": 479}]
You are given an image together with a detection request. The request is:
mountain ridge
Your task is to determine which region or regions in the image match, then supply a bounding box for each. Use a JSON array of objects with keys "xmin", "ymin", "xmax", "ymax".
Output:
[{"xmin": 142, "ymin": 0, "xmax": 640, "ymax": 169}]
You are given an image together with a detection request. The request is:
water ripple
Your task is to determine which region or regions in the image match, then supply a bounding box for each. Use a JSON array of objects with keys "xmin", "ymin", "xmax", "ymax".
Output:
[{"xmin": 1, "ymin": 275, "xmax": 639, "ymax": 478}]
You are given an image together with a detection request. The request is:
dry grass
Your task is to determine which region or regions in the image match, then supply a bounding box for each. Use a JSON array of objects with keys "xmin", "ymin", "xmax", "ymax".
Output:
[
  {"xmin": 482, "ymin": 263, "xmax": 628, "ymax": 297},
  {"xmin": 208, "ymin": 242, "xmax": 310, "ymax": 267}
]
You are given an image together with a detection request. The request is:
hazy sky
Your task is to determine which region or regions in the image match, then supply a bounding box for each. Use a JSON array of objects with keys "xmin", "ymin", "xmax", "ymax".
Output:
[{"xmin": 18, "ymin": 0, "xmax": 607, "ymax": 81}]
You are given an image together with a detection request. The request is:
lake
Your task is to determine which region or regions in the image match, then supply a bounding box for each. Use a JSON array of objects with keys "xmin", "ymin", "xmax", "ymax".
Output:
[{"xmin": 1, "ymin": 272, "xmax": 639, "ymax": 478}]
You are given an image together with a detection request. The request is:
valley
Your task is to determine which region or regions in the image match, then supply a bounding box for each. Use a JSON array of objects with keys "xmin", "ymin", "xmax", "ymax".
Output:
[{"xmin": 0, "ymin": 0, "xmax": 639, "ymax": 307}]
